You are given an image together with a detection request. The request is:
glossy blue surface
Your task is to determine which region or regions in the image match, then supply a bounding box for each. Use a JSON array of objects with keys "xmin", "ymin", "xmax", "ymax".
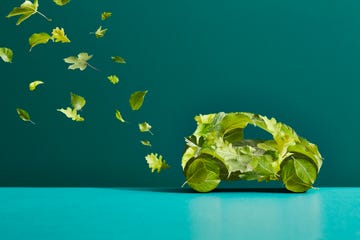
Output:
[{"xmin": 0, "ymin": 187, "xmax": 359, "ymax": 240}]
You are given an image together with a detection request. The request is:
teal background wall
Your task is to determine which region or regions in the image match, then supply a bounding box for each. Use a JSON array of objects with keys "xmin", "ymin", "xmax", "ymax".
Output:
[{"xmin": 0, "ymin": 0, "xmax": 359, "ymax": 187}]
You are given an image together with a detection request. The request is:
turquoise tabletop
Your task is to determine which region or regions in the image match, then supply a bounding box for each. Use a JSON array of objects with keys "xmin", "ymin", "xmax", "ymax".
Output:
[{"xmin": 0, "ymin": 187, "xmax": 359, "ymax": 240}]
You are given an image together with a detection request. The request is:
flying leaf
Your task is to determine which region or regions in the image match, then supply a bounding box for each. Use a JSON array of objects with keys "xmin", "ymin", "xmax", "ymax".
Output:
[
  {"xmin": 51, "ymin": 27, "xmax": 70, "ymax": 43},
  {"xmin": 29, "ymin": 80, "xmax": 44, "ymax": 91},
  {"xmin": 16, "ymin": 108, "xmax": 35, "ymax": 124},
  {"xmin": 53, "ymin": 0, "xmax": 70, "ymax": 6},
  {"xmin": 57, "ymin": 107, "xmax": 84, "ymax": 122},
  {"xmin": 70, "ymin": 92, "xmax": 86, "ymax": 111},
  {"xmin": 145, "ymin": 153, "xmax": 169, "ymax": 173},
  {"xmin": 6, "ymin": 0, "xmax": 51, "ymax": 25},
  {"xmin": 111, "ymin": 56, "xmax": 126, "ymax": 64},
  {"xmin": 139, "ymin": 122, "xmax": 153, "ymax": 135},
  {"xmin": 115, "ymin": 109, "xmax": 126, "ymax": 122},
  {"xmin": 91, "ymin": 26, "xmax": 107, "ymax": 38},
  {"xmin": 140, "ymin": 140, "xmax": 152, "ymax": 147},
  {"xmin": 64, "ymin": 52, "xmax": 98, "ymax": 71},
  {"xmin": 101, "ymin": 12, "xmax": 112, "ymax": 20},
  {"xmin": 28, "ymin": 32, "xmax": 51, "ymax": 51},
  {"xmin": 107, "ymin": 75, "xmax": 119, "ymax": 84},
  {"xmin": 0, "ymin": 48, "xmax": 13, "ymax": 63},
  {"xmin": 129, "ymin": 90, "xmax": 147, "ymax": 110}
]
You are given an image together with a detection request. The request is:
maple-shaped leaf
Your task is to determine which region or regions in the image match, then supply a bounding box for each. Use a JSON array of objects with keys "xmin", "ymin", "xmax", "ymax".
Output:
[
  {"xmin": 57, "ymin": 107, "xmax": 84, "ymax": 121},
  {"xmin": 53, "ymin": 0, "xmax": 70, "ymax": 6},
  {"xmin": 29, "ymin": 80, "xmax": 44, "ymax": 91},
  {"xmin": 0, "ymin": 48, "xmax": 13, "ymax": 63},
  {"xmin": 139, "ymin": 122, "xmax": 153, "ymax": 135},
  {"xmin": 16, "ymin": 108, "xmax": 35, "ymax": 124},
  {"xmin": 101, "ymin": 12, "xmax": 112, "ymax": 20},
  {"xmin": 64, "ymin": 52, "xmax": 98, "ymax": 71},
  {"xmin": 111, "ymin": 56, "xmax": 126, "ymax": 64},
  {"xmin": 107, "ymin": 75, "xmax": 119, "ymax": 84},
  {"xmin": 145, "ymin": 153, "xmax": 170, "ymax": 173},
  {"xmin": 7, "ymin": 0, "xmax": 51, "ymax": 25},
  {"xmin": 51, "ymin": 27, "xmax": 70, "ymax": 43},
  {"xmin": 91, "ymin": 26, "xmax": 107, "ymax": 38}
]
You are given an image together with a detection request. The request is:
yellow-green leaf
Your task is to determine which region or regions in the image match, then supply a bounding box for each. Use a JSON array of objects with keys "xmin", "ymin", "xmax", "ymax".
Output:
[
  {"xmin": 29, "ymin": 80, "xmax": 44, "ymax": 91},
  {"xmin": 145, "ymin": 153, "xmax": 169, "ymax": 173},
  {"xmin": 53, "ymin": 0, "xmax": 70, "ymax": 6},
  {"xmin": 140, "ymin": 140, "xmax": 152, "ymax": 147},
  {"xmin": 7, "ymin": 0, "xmax": 51, "ymax": 25},
  {"xmin": 70, "ymin": 92, "xmax": 86, "ymax": 111},
  {"xmin": 139, "ymin": 122, "xmax": 153, "ymax": 135},
  {"xmin": 111, "ymin": 56, "xmax": 126, "ymax": 64},
  {"xmin": 92, "ymin": 26, "xmax": 107, "ymax": 38},
  {"xmin": 51, "ymin": 27, "xmax": 70, "ymax": 43},
  {"xmin": 0, "ymin": 48, "xmax": 13, "ymax": 63},
  {"xmin": 64, "ymin": 52, "xmax": 97, "ymax": 71},
  {"xmin": 129, "ymin": 90, "xmax": 148, "ymax": 110},
  {"xmin": 29, "ymin": 32, "xmax": 51, "ymax": 51},
  {"xmin": 16, "ymin": 108, "xmax": 35, "ymax": 124},
  {"xmin": 101, "ymin": 12, "xmax": 112, "ymax": 20},
  {"xmin": 57, "ymin": 107, "xmax": 84, "ymax": 122},
  {"xmin": 115, "ymin": 109, "xmax": 126, "ymax": 122},
  {"xmin": 107, "ymin": 75, "xmax": 119, "ymax": 84}
]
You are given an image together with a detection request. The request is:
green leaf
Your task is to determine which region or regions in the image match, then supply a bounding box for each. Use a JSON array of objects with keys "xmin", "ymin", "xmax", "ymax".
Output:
[
  {"xmin": 145, "ymin": 153, "xmax": 169, "ymax": 173},
  {"xmin": 7, "ymin": 0, "xmax": 51, "ymax": 25},
  {"xmin": 53, "ymin": 0, "xmax": 70, "ymax": 6},
  {"xmin": 91, "ymin": 26, "xmax": 107, "ymax": 38},
  {"xmin": 184, "ymin": 157, "xmax": 221, "ymax": 192},
  {"xmin": 0, "ymin": 48, "xmax": 13, "ymax": 63},
  {"xmin": 64, "ymin": 52, "xmax": 97, "ymax": 71},
  {"xmin": 107, "ymin": 75, "xmax": 119, "ymax": 84},
  {"xmin": 70, "ymin": 92, "xmax": 86, "ymax": 111},
  {"xmin": 129, "ymin": 90, "xmax": 147, "ymax": 110},
  {"xmin": 29, "ymin": 80, "xmax": 44, "ymax": 91},
  {"xmin": 140, "ymin": 140, "xmax": 152, "ymax": 147},
  {"xmin": 115, "ymin": 109, "xmax": 126, "ymax": 122},
  {"xmin": 139, "ymin": 122, "xmax": 153, "ymax": 135},
  {"xmin": 57, "ymin": 107, "xmax": 84, "ymax": 122},
  {"xmin": 16, "ymin": 108, "xmax": 35, "ymax": 124},
  {"xmin": 28, "ymin": 32, "xmax": 51, "ymax": 51},
  {"xmin": 111, "ymin": 56, "xmax": 126, "ymax": 64},
  {"xmin": 51, "ymin": 27, "xmax": 71, "ymax": 43},
  {"xmin": 101, "ymin": 12, "xmax": 112, "ymax": 20}
]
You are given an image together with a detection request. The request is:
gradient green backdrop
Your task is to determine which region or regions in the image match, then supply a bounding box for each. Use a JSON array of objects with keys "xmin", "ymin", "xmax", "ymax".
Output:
[{"xmin": 0, "ymin": 0, "xmax": 359, "ymax": 187}]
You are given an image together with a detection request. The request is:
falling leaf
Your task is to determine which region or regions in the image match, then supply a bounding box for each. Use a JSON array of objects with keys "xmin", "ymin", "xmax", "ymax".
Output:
[
  {"xmin": 29, "ymin": 80, "xmax": 44, "ymax": 91},
  {"xmin": 115, "ymin": 109, "xmax": 126, "ymax": 123},
  {"xmin": 57, "ymin": 107, "xmax": 84, "ymax": 121},
  {"xmin": 101, "ymin": 12, "xmax": 112, "ymax": 20},
  {"xmin": 7, "ymin": 0, "xmax": 51, "ymax": 25},
  {"xmin": 140, "ymin": 140, "xmax": 152, "ymax": 147},
  {"xmin": 53, "ymin": 0, "xmax": 70, "ymax": 6},
  {"xmin": 129, "ymin": 90, "xmax": 147, "ymax": 110},
  {"xmin": 107, "ymin": 75, "xmax": 119, "ymax": 84},
  {"xmin": 70, "ymin": 92, "xmax": 86, "ymax": 111},
  {"xmin": 139, "ymin": 122, "xmax": 153, "ymax": 135},
  {"xmin": 16, "ymin": 108, "xmax": 35, "ymax": 124},
  {"xmin": 0, "ymin": 48, "xmax": 13, "ymax": 63},
  {"xmin": 51, "ymin": 27, "xmax": 70, "ymax": 43},
  {"xmin": 111, "ymin": 56, "xmax": 126, "ymax": 64},
  {"xmin": 91, "ymin": 26, "xmax": 107, "ymax": 38},
  {"xmin": 28, "ymin": 32, "xmax": 51, "ymax": 51},
  {"xmin": 64, "ymin": 52, "xmax": 98, "ymax": 71},
  {"xmin": 145, "ymin": 153, "xmax": 170, "ymax": 173}
]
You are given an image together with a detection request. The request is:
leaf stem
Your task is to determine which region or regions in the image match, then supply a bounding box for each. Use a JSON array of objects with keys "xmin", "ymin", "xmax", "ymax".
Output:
[
  {"xmin": 87, "ymin": 62, "xmax": 100, "ymax": 72},
  {"xmin": 36, "ymin": 11, "xmax": 52, "ymax": 22}
]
